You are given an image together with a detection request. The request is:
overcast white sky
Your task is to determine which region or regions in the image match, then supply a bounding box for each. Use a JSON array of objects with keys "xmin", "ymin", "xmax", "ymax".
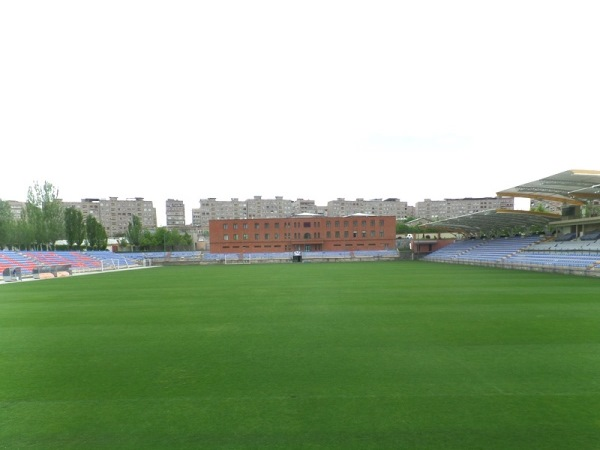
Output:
[{"xmin": 1, "ymin": 1, "xmax": 599, "ymax": 225}]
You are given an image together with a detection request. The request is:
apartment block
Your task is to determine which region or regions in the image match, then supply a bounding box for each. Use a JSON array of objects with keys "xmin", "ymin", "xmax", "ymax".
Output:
[
  {"xmin": 166, "ymin": 199, "xmax": 186, "ymax": 227},
  {"xmin": 415, "ymin": 197, "xmax": 514, "ymax": 220},
  {"xmin": 192, "ymin": 196, "xmax": 321, "ymax": 229},
  {"xmin": 4, "ymin": 200, "xmax": 25, "ymax": 220},
  {"xmin": 64, "ymin": 197, "xmax": 157, "ymax": 237},
  {"xmin": 326, "ymin": 198, "xmax": 414, "ymax": 219}
]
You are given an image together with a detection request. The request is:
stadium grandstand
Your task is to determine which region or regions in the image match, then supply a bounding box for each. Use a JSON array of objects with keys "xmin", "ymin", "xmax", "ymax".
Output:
[
  {"xmin": 3, "ymin": 169, "xmax": 600, "ymax": 281},
  {"xmin": 420, "ymin": 169, "xmax": 600, "ymax": 276}
]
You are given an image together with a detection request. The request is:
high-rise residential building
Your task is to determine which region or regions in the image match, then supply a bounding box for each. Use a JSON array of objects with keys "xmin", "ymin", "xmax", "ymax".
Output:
[
  {"xmin": 63, "ymin": 197, "xmax": 157, "ymax": 237},
  {"xmin": 166, "ymin": 199, "xmax": 186, "ymax": 227},
  {"xmin": 326, "ymin": 198, "xmax": 414, "ymax": 219},
  {"xmin": 415, "ymin": 197, "xmax": 514, "ymax": 220},
  {"xmin": 192, "ymin": 196, "xmax": 321, "ymax": 229},
  {"xmin": 193, "ymin": 197, "xmax": 248, "ymax": 229},
  {"xmin": 192, "ymin": 196, "xmax": 416, "ymax": 230},
  {"xmin": 4, "ymin": 200, "xmax": 25, "ymax": 220},
  {"xmin": 246, "ymin": 196, "xmax": 294, "ymax": 218}
]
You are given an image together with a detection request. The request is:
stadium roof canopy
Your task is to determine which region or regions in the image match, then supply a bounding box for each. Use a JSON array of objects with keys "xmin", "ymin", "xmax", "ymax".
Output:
[
  {"xmin": 423, "ymin": 209, "xmax": 559, "ymax": 236},
  {"xmin": 496, "ymin": 169, "xmax": 600, "ymax": 205},
  {"xmin": 422, "ymin": 169, "xmax": 600, "ymax": 236}
]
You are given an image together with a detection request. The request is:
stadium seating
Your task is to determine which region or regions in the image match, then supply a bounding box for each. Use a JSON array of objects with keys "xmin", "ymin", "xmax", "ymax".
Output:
[
  {"xmin": 424, "ymin": 237, "xmax": 541, "ymax": 264},
  {"xmin": 555, "ymin": 232, "xmax": 577, "ymax": 241},
  {"xmin": 0, "ymin": 251, "xmax": 37, "ymax": 275},
  {"xmin": 423, "ymin": 235, "xmax": 600, "ymax": 273},
  {"xmin": 581, "ymin": 231, "xmax": 600, "ymax": 241},
  {"xmin": 22, "ymin": 251, "xmax": 103, "ymax": 271}
]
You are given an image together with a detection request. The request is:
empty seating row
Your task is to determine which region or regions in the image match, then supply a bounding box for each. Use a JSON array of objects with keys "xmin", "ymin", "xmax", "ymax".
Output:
[
  {"xmin": 424, "ymin": 237, "xmax": 541, "ymax": 263},
  {"xmin": 555, "ymin": 232, "xmax": 577, "ymax": 241},
  {"xmin": 0, "ymin": 251, "xmax": 38, "ymax": 275},
  {"xmin": 0, "ymin": 251, "xmax": 103, "ymax": 275},
  {"xmin": 503, "ymin": 253, "xmax": 600, "ymax": 269},
  {"xmin": 424, "ymin": 236, "xmax": 600, "ymax": 272},
  {"xmin": 581, "ymin": 231, "xmax": 600, "ymax": 241},
  {"xmin": 526, "ymin": 239, "xmax": 600, "ymax": 252}
]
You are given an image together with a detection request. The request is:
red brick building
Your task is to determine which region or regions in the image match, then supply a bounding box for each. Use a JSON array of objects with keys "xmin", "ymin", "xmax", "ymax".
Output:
[{"xmin": 209, "ymin": 215, "xmax": 397, "ymax": 253}]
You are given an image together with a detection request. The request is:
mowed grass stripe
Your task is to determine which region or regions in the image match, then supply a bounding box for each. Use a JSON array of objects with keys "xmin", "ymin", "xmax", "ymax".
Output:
[{"xmin": 1, "ymin": 262, "xmax": 599, "ymax": 449}]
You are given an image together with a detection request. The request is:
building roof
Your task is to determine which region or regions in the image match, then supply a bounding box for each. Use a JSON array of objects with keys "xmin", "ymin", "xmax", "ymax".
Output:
[{"xmin": 496, "ymin": 169, "xmax": 600, "ymax": 205}]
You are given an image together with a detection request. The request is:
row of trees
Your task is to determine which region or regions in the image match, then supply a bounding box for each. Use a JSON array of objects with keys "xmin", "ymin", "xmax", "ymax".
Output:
[
  {"xmin": 0, "ymin": 181, "xmax": 192, "ymax": 251},
  {"xmin": 123, "ymin": 215, "xmax": 193, "ymax": 252}
]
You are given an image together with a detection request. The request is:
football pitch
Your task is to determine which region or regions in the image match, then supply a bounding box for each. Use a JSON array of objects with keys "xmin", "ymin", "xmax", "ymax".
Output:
[{"xmin": 1, "ymin": 261, "xmax": 599, "ymax": 449}]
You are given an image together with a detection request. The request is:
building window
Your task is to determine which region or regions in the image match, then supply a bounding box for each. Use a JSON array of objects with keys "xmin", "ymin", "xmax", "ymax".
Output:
[
  {"xmin": 304, "ymin": 233, "xmax": 311, "ymax": 239},
  {"xmin": 344, "ymin": 231, "xmax": 349, "ymax": 238},
  {"xmin": 326, "ymin": 231, "xmax": 331, "ymax": 238},
  {"xmin": 223, "ymin": 224, "xmax": 228, "ymax": 230},
  {"xmin": 335, "ymin": 221, "xmax": 340, "ymax": 228},
  {"xmin": 255, "ymin": 223, "xmax": 260, "ymax": 229},
  {"xmin": 224, "ymin": 234, "xmax": 229, "ymax": 240},
  {"xmin": 243, "ymin": 234, "xmax": 248, "ymax": 240},
  {"xmin": 255, "ymin": 234, "xmax": 260, "ymax": 240},
  {"xmin": 380, "ymin": 231, "xmax": 385, "ymax": 237},
  {"xmin": 233, "ymin": 223, "xmax": 238, "ymax": 229},
  {"xmin": 264, "ymin": 233, "xmax": 270, "ymax": 240},
  {"xmin": 233, "ymin": 234, "xmax": 239, "ymax": 240},
  {"xmin": 362, "ymin": 231, "xmax": 366, "ymax": 237},
  {"xmin": 243, "ymin": 223, "xmax": 248, "ymax": 229},
  {"xmin": 275, "ymin": 233, "xmax": 279, "ymax": 239},
  {"xmin": 335, "ymin": 231, "xmax": 340, "ymax": 238}
]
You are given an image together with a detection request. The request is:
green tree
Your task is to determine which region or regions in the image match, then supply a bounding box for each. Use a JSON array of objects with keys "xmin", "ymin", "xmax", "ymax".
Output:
[
  {"xmin": 126, "ymin": 215, "xmax": 143, "ymax": 250},
  {"xmin": 96, "ymin": 221, "xmax": 108, "ymax": 251},
  {"xmin": 22, "ymin": 201, "xmax": 43, "ymax": 249},
  {"xmin": 180, "ymin": 231, "xmax": 193, "ymax": 248},
  {"xmin": 86, "ymin": 215, "xmax": 107, "ymax": 250},
  {"xmin": 25, "ymin": 181, "xmax": 64, "ymax": 249},
  {"xmin": 132, "ymin": 227, "xmax": 194, "ymax": 252},
  {"xmin": 396, "ymin": 220, "xmax": 419, "ymax": 235},
  {"xmin": 12, "ymin": 217, "xmax": 35, "ymax": 250},
  {"xmin": 152, "ymin": 227, "xmax": 168, "ymax": 252},
  {"xmin": 0, "ymin": 199, "xmax": 14, "ymax": 249},
  {"xmin": 64, "ymin": 207, "xmax": 86, "ymax": 249},
  {"xmin": 139, "ymin": 229, "xmax": 156, "ymax": 251},
  {"xmin": 157, "ymin": 228, "xmax": 193, "ymax": 252}
]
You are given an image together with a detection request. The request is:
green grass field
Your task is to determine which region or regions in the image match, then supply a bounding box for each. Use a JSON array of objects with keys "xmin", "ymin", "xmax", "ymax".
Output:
[{"xmin": 1, "ymin": 262, "xmax": 599, "ymax": 449}]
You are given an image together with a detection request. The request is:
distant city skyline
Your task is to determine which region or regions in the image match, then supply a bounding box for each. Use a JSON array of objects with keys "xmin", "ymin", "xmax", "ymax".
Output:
[{"xmin": 2, "ymin": 191, "xmax": 533, "ymax": 228}]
